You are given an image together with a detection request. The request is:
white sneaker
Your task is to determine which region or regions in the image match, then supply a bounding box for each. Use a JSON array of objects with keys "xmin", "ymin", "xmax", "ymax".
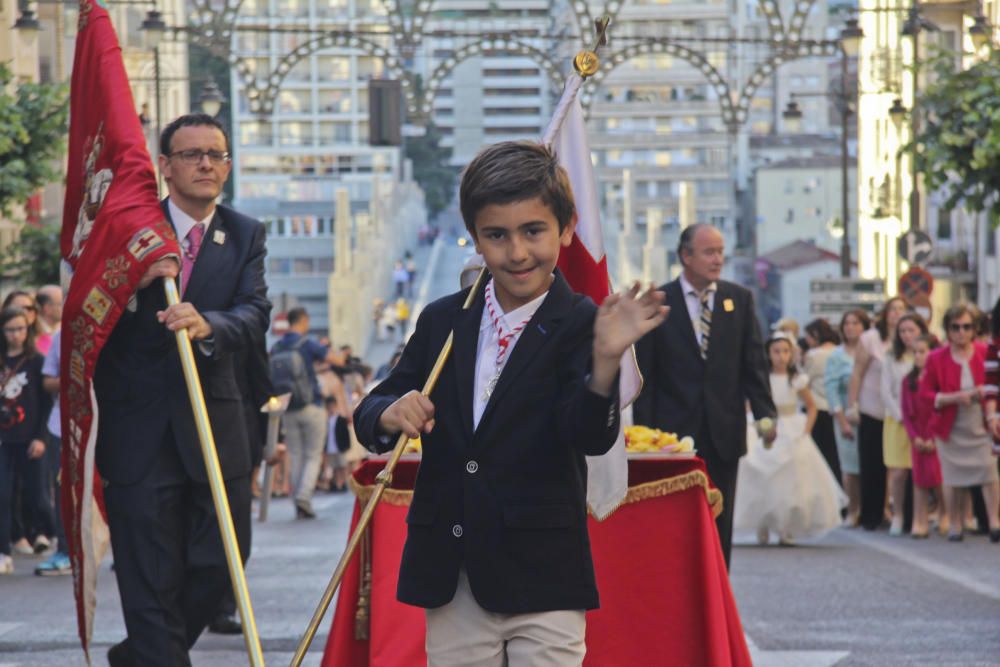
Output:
[
  {"xmin": 13, "ymin": 538, "xmax": 34, "ymax": 555},
  {"xmin": 0, "ymin": 554, "xmax": 13, "ymax": 574},
  {"xmin": 33, "ymin": 535, "xmax": 51, "ymax": 554}
]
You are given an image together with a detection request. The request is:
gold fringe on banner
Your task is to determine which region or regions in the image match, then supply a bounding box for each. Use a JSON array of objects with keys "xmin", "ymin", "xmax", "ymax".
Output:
[{"xmin": 348, "ymin": 467, "xmax": 723, "ymax": 520}]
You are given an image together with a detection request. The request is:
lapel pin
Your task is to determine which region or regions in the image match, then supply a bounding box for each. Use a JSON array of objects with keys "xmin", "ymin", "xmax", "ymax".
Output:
[
  {"xmin": 213, "ymin": 229, "xmax": 226, "ymax": 245},
  {"xmin": 723, "ymin": 298, "xmax": 735, "ymax": 313},
  {"xmin": 537, "ymin": 324, "xmax": 547, "ymax": 335}
]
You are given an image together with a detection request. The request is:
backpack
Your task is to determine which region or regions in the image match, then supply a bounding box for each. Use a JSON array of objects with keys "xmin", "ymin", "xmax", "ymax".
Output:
[{"xmin": 270, "ymin": 337, "xmax": 314, "ymax": 410}]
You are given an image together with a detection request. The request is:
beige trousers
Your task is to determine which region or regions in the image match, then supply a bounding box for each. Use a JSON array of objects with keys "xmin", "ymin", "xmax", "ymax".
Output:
[{"xmin": 425, "ymin": 570, "xmax": 586, "ymax": 667}]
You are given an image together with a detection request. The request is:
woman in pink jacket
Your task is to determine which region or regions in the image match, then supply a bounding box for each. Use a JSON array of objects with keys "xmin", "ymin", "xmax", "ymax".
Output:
[{"xmin": 919, "ymin": 304, "xmax": 1000, "ymax": 542}]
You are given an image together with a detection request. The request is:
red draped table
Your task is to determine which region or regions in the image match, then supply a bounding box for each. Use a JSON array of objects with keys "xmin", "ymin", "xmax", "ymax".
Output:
[{"xmin": 322, "ymin": 457, "xmax": 752, "ymax": 667}]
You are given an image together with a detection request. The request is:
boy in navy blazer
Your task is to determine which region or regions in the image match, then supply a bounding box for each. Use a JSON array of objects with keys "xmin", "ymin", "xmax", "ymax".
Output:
[{"xmin": 354, "ymin": 141, "xmax": 667, "ymax": 665}]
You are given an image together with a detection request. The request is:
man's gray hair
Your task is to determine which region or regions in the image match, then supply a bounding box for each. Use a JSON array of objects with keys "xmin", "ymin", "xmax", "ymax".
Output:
[{"xmin": 676, "ymin": 223, "xmax": 714, "ymax": 266}]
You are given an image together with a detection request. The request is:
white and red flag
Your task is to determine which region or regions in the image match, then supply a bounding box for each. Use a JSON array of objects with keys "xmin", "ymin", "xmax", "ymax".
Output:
[
  {"xmin": 61, "ymin": 0, "xmax": 180, "ymax": 659},
  {"xmin": 542, "ymin": 72, "xmax": 642, "ymax": 519}
]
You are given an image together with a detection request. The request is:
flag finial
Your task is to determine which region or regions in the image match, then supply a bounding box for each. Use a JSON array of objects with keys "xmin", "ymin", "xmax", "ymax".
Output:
[{"xmin": 573, "ymin": 16, "xmax": 611, "ymax": 78}]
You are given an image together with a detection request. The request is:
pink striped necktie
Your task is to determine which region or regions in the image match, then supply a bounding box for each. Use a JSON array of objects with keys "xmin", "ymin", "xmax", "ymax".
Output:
[{"xmin": 180, "ymin": 223, "xmax": 205, "ymax": 296}]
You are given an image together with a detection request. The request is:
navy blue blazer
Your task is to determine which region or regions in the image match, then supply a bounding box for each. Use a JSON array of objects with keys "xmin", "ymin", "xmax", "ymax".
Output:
[
  {"xmin": 633, "ymin": 278, "xmax": 775, "ymax": 462},
  {"xmin": 354, "ymin": 272, "xmax": 619, "ymax": 613},
  {"xmin": 94, "ymin": 201, "xmax": 270, "ymax": 485}
]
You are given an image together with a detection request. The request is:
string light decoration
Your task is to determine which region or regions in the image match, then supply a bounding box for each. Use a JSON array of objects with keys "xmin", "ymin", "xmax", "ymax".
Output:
[{"xmin": 170, "ymin": 0, "xmax": 843, "ymax": 130}]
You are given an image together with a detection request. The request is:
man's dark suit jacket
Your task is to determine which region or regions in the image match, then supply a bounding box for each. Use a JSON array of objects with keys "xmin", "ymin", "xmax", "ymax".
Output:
[
  {"xmin": 94, "ymin": 202, "xmax": 270, "ymax": 485},
  {"xmin": 633, "ymin": 278, "xmax": 774, "ymax": 462},
  {"xmin": 354, "ymin": 272, "xmax": 620, "ymax": 614}
]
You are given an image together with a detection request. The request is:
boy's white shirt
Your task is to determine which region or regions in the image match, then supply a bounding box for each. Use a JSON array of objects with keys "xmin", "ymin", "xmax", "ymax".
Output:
[{"xmin": 473, "ymin": 281, "xmax": 549, "ymax": 430}]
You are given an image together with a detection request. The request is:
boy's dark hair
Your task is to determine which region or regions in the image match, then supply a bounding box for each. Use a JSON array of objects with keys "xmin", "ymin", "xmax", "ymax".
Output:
[
  {"xmin": 160, "ymin": 113, "xmax": 231, "ymax": 157},
  {"xmin": 287, "ymin": 307, "xmax": 308, "ymax": 326},
  {"xmin": 459, "ymin": 141, "xmax": 576, "ymax": 237}
]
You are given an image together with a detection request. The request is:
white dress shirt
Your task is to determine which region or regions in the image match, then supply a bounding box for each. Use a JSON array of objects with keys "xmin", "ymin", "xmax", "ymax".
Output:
[
  {"xmin": 679, "ymin": 272, "xmax": 717, "ymax": 351},
  {"xmin": 168, "ymin": 198, "xmax": 214, "ymax": 251},
  {"xmin": 472, "ymin": 284, "xmax": 548, "ymax": 430}
]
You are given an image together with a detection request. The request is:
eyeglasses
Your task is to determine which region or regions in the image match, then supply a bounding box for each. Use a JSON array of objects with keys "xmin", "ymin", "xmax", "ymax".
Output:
[
  {"xmin": 168, "ymin": 149, "xmax": 231, "ymax": 165},
  {"xmin": 3, "ymin": 326, "xmax": 26, "ymax": 333},
  {"xmin": 949, "ymin": 323, "xmax": 975, "ymax": 332}
]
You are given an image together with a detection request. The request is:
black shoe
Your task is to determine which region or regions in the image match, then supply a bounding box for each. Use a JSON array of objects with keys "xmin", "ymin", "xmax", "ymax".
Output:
[
  {"xmin": 947, "ymin": 532, "xmax": 964, "ymax": 542},
  {"xmin": 295, "ymin": 501, "xmax": 316, "ymax": 519},
  {"xmin": 107, "ymin": 640, "xmax": 135, "ymax": 667},
  {"xmin": 208, "ymin": 612, "xmax": 243, "ymax": 635},
  {"xmin": 990, "ymin": 529, "xmax": 1000, "ymax": 544}
]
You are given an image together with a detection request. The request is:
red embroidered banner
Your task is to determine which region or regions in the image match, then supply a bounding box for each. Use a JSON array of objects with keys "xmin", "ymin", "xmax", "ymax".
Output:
[{"xmin": 60, "ymin": 0, "xmax": 179, "ymax": 658}]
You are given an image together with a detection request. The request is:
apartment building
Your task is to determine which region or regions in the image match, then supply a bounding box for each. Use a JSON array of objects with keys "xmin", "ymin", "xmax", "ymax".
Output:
[{"xmin": 419, "ymin": 0, "xmax": 558, "ymax": 165}]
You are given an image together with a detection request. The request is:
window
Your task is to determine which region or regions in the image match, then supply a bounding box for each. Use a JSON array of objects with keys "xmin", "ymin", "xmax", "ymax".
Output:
[
  {"xmin": 318, "ymin": 90, "xmax": 351, "ymax": 113},
  {"xmin": 279, "ymin": 90, "xmax": 313, "ymax": 114},
  {"xmin": 317, "ymin": 57, "xmax": 350, "ymax": 81},
  {"xmin": 239, "ymin": 122, "xmax": 273, "ymax": 146},
  {"xmin": 937, "ymin": 209, "xmax": 952, "ymax": 240},
  {"xmin": 785, "ymin": 208, "xmax": 795, "ymax": 224}
]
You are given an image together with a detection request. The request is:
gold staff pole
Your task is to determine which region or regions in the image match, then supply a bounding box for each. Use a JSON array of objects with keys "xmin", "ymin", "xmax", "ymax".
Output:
[
  {"xmin": 163, "ymin": 278, "xmax": 265, "ymax": 667},
  {"xmin": 288, "ymin": 268, "xmax": 487, "ymax": 667},
  {"xmin": 289, "ymin": 19, "xmax": 612, "ymax": 666}
]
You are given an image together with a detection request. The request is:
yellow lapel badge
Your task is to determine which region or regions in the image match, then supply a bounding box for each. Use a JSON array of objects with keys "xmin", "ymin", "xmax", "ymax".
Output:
[{"xmin": 723, "ymin": 298, "xmax": 735, "ymax": 313}]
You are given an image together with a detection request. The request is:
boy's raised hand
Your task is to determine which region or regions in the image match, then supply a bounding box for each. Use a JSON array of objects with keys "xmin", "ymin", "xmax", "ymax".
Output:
[
  {"xmin": 588, "ymin": 283, "xmax": 668, "ymax": 398},
  {"xmin": 593, "ymin": 283, "xmax": 669, "ymax": 361},
  {"xmin": 379, "ymin": 390, "xmax": 436, "ymax": 439}
]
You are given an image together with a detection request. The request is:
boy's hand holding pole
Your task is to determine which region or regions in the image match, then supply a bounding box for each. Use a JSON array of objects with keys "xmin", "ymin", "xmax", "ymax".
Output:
[
  {"xmin": 589, "ymin": 282, "xmax": 669, "ymax": 397},
  {"xmin": 379, "ymin": 391, "xmax": 436, "ymax": 438}
]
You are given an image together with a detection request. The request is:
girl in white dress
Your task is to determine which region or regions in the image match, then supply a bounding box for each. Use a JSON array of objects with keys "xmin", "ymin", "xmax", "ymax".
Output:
[{"xmin": 735, "ymin": 333, "xmax": 847, "ymax": 545}]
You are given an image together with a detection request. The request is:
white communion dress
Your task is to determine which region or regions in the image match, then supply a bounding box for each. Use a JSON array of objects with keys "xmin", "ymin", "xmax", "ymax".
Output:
[{"xmin": 733, "ymin": 373, "xmax": 846, "ymax": 543}]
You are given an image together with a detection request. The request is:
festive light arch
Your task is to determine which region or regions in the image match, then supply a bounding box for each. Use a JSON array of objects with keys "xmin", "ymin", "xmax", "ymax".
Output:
[
  {"xmin": 177, "ymin": 0, "xmax": 836, "ymax": 129},
  {"xmin": 579, "ymin": 40, "xmax": 736, "ymax": 127},
  {"xmin": 418, "ymin": 38, "xmax": 563, "ymax": 117}
]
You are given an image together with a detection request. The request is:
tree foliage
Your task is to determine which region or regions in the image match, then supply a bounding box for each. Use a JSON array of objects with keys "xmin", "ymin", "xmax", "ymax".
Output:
[
  {"xmin": 0, "ymin": 64, "xmax": 70, "ymax": 219},
  {"xmin": 907, "ymin": 47, "xmax": 1000, "ymax": 225},
  {"xmin": 405, "ymin": 123, "xmax": 456, "ymax": 221},
  {"xmin": 0, "ymin": 223, "xmax": 62, "ymax": 287}
]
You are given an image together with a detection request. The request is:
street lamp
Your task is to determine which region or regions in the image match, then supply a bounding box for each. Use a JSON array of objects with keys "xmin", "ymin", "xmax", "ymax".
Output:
[
  {"xmin": 780, "ymin": 25, "xmax": 858, "ymax": 278},
  {"xmin": 899, "ymin": 4, "xmax": 937, "ymax": 233},
  {"xmin": 889, "ymin": 98, "xmax": 907, "ymax": 128},
  {"xmin": 840, "ymin": 18, "xmax": 864, "ymax": 57},
  {"xmin": 140, "ymin": 8, "xmax": 167, "ymax": 48},
  {"xmin": 970, "ymin": 14, "xmax": 991, "ymax": 50},
  {"xmin": 141, "ymin": 7, "xmax": 168, "ymax": 193},
  {"xmin": 781, "ymin": 99, "xmax": 803, "ymax": 132},
  {"xmin": 13, "ymin": 4, "xmax": 41, "ymax": 33},
  {"xmin": 198, "ymin": 80, "xmax": 226, "ymax": 117}
]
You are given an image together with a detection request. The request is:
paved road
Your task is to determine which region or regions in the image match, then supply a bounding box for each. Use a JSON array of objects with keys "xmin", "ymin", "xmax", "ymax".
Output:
[{"xmin": 3, "ymin": 235, "xmax": 1000, "ymax": 665}]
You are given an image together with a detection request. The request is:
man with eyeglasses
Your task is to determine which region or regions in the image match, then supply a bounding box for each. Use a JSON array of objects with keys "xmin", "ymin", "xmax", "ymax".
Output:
[{"xmin": 96, "ymin": 113, "xmax": 270, "ymax": 667}]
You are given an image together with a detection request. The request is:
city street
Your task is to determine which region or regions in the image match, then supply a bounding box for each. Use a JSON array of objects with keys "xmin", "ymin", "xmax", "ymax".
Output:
[{"xmin": 2, "ymin": 237, "xmax": 999, "ymax": 666}]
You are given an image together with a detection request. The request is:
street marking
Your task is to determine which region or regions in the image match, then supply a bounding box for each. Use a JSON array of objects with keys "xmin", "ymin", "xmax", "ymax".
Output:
[
  {"xmin": 844, "ymin": 530, "xmax": 1000, "ymax": 601},
  {"xmin": 746, "ymin": 634, "xmax": 849, "ymax": 667},
  {"xmin": 0, "ymin": 623, "xmax": 21, "ymax": 638}
]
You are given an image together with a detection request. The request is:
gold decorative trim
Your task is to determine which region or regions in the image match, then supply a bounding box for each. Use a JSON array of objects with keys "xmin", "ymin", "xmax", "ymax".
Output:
[
  {"xmin": 611, "ymin": 470, "xmax": 723, "ymax": 519},
  {"xmin": 349, "ymin": 476, "xmax": 413, "ymax": 507},
  {"xmin": 348, "ymin": 469, "xmax": 723, "ymax": 519}
]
